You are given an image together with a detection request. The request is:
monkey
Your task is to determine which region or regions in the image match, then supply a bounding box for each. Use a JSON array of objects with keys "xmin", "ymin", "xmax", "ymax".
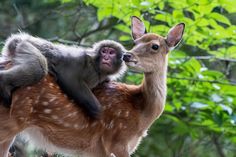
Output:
[
  {"xmin": 0, "ymin": 40, "xmax": 48, "ymax": 106},
  {"xmin": 0, "ymin": 33, "xmax": 127, "ymax": 118}
]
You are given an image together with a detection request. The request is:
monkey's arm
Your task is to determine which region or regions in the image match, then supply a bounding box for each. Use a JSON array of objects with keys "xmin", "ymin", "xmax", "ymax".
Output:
[{"xmin": 55, "ymin": 71, "xmax": 101, "ymax": 118}]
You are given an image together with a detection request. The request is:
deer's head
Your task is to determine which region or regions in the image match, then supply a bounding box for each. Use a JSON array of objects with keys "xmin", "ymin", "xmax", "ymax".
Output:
[{"xmin": 124, "ymin": 16, "xmax": 185, "ymax": 73}]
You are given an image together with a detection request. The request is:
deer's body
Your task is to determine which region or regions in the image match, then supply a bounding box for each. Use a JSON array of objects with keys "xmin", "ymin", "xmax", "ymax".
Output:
[
  {"xmin": 1, "ymin": 75, "xmax": 160, "ymax": 157},
  {"xmin": 0, "ymin": 17, "xmax": 184, "ymax": 157}
]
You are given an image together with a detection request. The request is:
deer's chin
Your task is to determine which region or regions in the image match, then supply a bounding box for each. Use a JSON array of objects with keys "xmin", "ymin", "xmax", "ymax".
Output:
[
  {"xmin": 125, "ymin": 61, "xmax": 136, "ymax": 67},
  {"xmin": 127, "ymin": 64, "xmax": 145, "ymax": 73}
]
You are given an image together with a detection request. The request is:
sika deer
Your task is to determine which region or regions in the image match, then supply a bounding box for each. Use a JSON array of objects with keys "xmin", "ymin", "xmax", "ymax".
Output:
[{"xmin": 0, "ymin": 16, "xmax": 185, "ymax": 157}]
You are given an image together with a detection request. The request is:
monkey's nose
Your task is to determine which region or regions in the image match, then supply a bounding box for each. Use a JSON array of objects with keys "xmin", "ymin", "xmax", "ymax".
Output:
[{"xmin": 123, "ymin": 54, "xmax": 132, "ymax": 62}]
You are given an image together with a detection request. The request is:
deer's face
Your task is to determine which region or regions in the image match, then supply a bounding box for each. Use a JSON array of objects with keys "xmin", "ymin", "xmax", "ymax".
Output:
[
  {"xmin": 123, "ymin": 16, "xmax": 185, "ymax": 73},
  {"xmin": 125, "ymin": 33, "xmax": 168, "ymax": 73}
]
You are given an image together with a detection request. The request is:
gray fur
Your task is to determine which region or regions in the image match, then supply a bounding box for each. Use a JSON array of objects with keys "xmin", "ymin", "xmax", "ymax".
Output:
[
  {"xmin": 0, "ymin": 33, "xmax": 127, "ymax": 118},
  {"xmin": 1, "ymin": 41, "xmax": 48, "ymax": 86}
]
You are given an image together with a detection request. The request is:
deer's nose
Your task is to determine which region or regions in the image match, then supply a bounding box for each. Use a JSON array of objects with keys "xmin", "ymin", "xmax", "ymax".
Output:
[{"xmin": 123, "ymin": 54, "xmax": 132, "ymax": 62}]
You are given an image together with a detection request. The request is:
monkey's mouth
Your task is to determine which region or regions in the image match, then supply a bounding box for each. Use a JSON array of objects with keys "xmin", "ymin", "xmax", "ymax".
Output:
[{"xmin": 102, "ymin": 62, "xmax": 111, "ymax": 67}]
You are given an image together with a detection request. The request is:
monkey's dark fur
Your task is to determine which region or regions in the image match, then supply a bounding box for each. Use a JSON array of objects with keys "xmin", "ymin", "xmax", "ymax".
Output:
[
  {"xmin": 0, "ymin": 40, "xmax": 48, "ymax": 106},
  {"xmin": 0, "ymin": 33, "xmax": 127, "ymax": 118}
]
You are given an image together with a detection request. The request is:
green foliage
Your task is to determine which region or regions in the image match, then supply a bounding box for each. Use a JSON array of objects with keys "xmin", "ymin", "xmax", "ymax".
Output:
[{"xmin": 84, "ymin": 0, "xmax": 236, "ymax": 58}]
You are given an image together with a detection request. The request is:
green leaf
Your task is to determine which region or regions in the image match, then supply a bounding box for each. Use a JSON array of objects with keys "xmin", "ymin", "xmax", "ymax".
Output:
[
  {"xmin": 158, "ymin": 1, "xmax": 165, "ymax": 10},
  {"xmin": 60, "ymin": 0, "xmax": 72, "ymax": 3},
  {"xmin": 226, "ymin": 46, "xmax": 236, "ymax": 58},
  {"xmin": 182, "ymin": 58, "xmax": 202, "ymax": 74},
  {"xmin": 155, "ymin": 13, "xmax": 172, "ymax": 23},
  {"xmin": 209, "ymin": 13, "xmax": 231, "ymax": 25},
  {"xmin": 219, "ymin": 0, "xmax": 236, "ymax": 13},
  {"xmin": 119, "ymin": 35, "xmax": 131, "ymax": 41}
]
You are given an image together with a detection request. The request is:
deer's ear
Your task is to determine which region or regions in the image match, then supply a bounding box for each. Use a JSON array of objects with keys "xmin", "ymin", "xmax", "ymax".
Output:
[
  {"xmin": 131, "ymin": 16, "xmax": 147, "ymax": 40},
  {"xmin": 166, "ymin": 23, "xmax": 185, "ymax": 49}
]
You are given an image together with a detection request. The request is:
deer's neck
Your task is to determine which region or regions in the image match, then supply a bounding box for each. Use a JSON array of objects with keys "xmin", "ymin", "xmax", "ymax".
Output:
[{"xmin": 141, "ymin": 62, "xmax": 167, "ymax": 120}]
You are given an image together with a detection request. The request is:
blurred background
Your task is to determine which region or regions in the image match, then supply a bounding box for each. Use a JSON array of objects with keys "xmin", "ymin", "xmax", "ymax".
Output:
[{"xmin": 1, "ymin": 0, "xmax": 236, "ymax": 157}]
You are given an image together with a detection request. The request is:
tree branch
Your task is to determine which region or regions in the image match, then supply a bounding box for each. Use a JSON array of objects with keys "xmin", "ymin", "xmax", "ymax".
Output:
[
  {"xmin": 170, "ymin": 56, "xmax": 236, "ymax": 62},
  {"xmin": 48, "ymin": 36, "xmax": 91, "ymax": 47},
  {"xmin": 77, "ymin": 19, "xmax": 121, "ymax": 42},
  {"xmin": 212, "ymin": 135, "xmax": 226, "ymax": 157},
  {"xmin": 168, "ymin": 76, "xmax": 236, "ymax": 86}
]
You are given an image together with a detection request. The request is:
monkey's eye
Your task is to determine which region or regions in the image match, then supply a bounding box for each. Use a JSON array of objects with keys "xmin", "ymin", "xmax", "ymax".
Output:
[
  {"xmin": 101, "ymin": 49, "xmax": 106, "ymax": 54},
  {"xmin": 151, "ymin": 44, "xmax": 159, "ymax": 50},
  {"xmin": 109, "ymin": 50, "xmax": 115, "ymax": 55}
]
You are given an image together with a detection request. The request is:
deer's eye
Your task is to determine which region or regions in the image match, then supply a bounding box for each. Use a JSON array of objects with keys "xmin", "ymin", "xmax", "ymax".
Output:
[{"xmin": 152, "ymin": 44, "xmax": 159, "ymax": 50}]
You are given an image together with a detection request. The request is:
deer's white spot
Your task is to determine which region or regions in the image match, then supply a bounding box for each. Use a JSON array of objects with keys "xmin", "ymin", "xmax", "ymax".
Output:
[
  {"xmin": 72, "ymin": 112, "xmax": 78, "ymax": 116},
  {"xmin": 124, "ymin": 111, "xmax": 129, "ymax": 117},
  {"xmin": 44, "ymin": 109, "xmax": 52, "ymax": 114},
  {"xmin": 42, "ymin": 102, "xmax": 49, "ymax": 106},
  {"xmin": 74, "ymin": 124, "xmax": 79, "ymax": 129},
  {"xmin": 106, "ymin": 120, "xmax": 114, "ymax": 129},
  {"xmin": 63, "ymin": 123, "xmax": 70, "ymax": 127},
  {"xmin": 83, "ymin": 124, "xmax": 89, "ymax": 128},
  {"xmin": 116, "ymin": 110, "xmax": 122, "ymax": 116},
  {"xmin": 49, "ymin": 97, "xmax": 56, "ymax": 102},
  {"xmin": 91, "ymin": 122, "xmax": 97, "ymax": 127},
  {"xmin": 30, "ymin": 107, "xmax": 34, "ymax": 113},
  {"xmin": 119, "ymin": 123, "xmax": 123, "ymax": 128},
  {"xmin": 13, "ymin": 96, "xmax": 19, "ymax": 102},
  {"xmin": 107, "ymin": 103, "xmax": 112, "ymax": 108},
  {"xmin": 51, "ymin": 115, "xmax": 58, "ymax": 120},
  {"xmin": 18, "ymin": 110, "xmax": 23, "ymax": 114},
  {"xmin": 19, "ymin": 117, "xmax": 25, "ymax": 121}
]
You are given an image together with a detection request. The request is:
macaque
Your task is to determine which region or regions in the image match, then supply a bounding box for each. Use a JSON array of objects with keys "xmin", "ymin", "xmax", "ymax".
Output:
[{"xmin": 0, "ymin": 33, "xmax": 127, "ymax": 118}]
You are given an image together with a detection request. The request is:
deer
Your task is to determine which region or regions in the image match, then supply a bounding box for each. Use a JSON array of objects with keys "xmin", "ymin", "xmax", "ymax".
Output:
[{"xmin": 0, "ymin": 16, "xmax": 185, "ymax": 157}]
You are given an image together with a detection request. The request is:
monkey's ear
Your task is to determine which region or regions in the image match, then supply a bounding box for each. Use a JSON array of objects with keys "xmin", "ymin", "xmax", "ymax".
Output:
[{"xmin": 131, "ymin": 16, "xmax": 147, "ymax": 40}]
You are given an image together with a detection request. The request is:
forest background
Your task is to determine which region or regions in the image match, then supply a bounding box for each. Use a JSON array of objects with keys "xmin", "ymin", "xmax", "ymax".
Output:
[{"xmin": 0, "ymin": 0, "xmax": 236, "ymax": 157}]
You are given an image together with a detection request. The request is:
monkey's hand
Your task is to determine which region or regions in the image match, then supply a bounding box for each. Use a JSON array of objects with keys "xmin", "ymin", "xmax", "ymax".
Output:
[
  {"xmin": 55, "ymin": 73, "xmax": 102, "ymax": 119},
  {"xmin": 0, "ymin": 74, "xmax": 12, "ymax": 107},
  {"xmin": 103, "ymin": 77, "xmax": 111, "ymax": 83},
  {"xmin": 0, "ymin": 90, "xmax": 12, "ymax": 107}
]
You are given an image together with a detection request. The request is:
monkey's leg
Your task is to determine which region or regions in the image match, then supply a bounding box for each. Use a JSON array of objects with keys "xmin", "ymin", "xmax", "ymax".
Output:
[
  {"xmin": 0, "ymin": 60, "xmax": 11, "ymax": 69},
  {"xmin": 55, "ymin": 72, "xmax": 101, "ymax": 118},
  {"xmin": 0, "ymin": 65, "xmax": 29, "ymax": 106},
  {"xmin": 0, "ymin": 41, "xmax": 48, "ymax": 107}
]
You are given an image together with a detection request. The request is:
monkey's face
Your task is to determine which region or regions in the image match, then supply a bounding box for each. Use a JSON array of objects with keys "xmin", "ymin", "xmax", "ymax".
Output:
[{"xmin": 99, "ymin": 46, "xmax": 122, "ymax": 74}]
